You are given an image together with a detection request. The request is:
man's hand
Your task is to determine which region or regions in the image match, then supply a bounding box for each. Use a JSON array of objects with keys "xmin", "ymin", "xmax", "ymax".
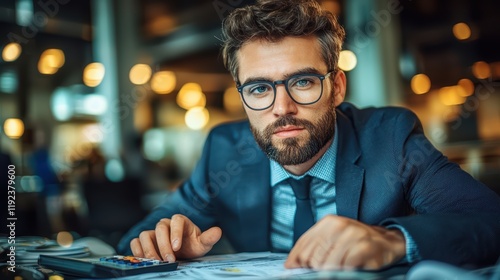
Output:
[
  {"xmin": 130, "ymin": 214, "xmax": 222, "ymax": 262},
  {"xmin": 285, "ymin": 215, "xmax": 406, "ymax": 270}
]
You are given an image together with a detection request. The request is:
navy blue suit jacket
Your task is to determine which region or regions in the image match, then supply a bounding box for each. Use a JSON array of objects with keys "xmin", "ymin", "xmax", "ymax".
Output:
[{"xmin": 119, "ymin": 103, "xmax": 500, "ymax": 266}]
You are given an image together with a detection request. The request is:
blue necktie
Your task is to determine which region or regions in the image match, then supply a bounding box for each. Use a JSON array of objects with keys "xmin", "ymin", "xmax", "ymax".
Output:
[{"xmin": 289, "ymin": 175, "xmax": 314, "ymax": 244}]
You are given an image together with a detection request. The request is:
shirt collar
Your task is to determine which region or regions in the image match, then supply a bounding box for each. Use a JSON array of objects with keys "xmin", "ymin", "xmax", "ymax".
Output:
[{"xmin": 270, "ymin": 123, "xmax": 338, "ymax": 186}]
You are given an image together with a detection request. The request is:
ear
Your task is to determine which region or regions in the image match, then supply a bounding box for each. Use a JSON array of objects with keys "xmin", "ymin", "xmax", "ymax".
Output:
[{"xmin": 332, "ymin": 70, "xmax": 346, "ymax": 107}]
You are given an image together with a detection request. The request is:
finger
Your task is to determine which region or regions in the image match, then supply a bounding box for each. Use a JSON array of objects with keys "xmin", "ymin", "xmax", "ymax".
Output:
[
  {"xmin": 288, "ymin": 216, "xmax": 344, "ymax": 269},
  {"xmin": 295, "ymin": 233, "xmax": 318, "ymax": 268},
  {"xmin": 130, "ymin": 238, "xmax": 144, "ymax": 257},
  {"xmin": 199, "ymin": 226, "xmax": 222, "ymax": 249},
  {"xmin": 285, "ymin": 244, "xmax": 301, "ymax": 268},
  {"xmin": 285, "ymin": 239, "xmax": 310, "ymax": 268},
  {"xmin": 155, "ymin": 219, "xmax": 176, "ymax": 262},
  {"xmin": 306, "ymin": 237, "xmax": 333, "ymax": 269},
  {"xmin": 300, "ymin": 223, "xmax": 341, "ymax": 269},
  {"xmin": 138, "ymin": 230, "xmax": 162, "ymax": 260},
  {"xmin": 170, "ymin": 214, "xmax": 189, "ymax": 251},
  {"xmin": 285, "ymin": 225, "xmax": 322, "ymax": 268},
  {"xmin": 321, "ymin": 226, "xmax": 359, "ymax": 270}
]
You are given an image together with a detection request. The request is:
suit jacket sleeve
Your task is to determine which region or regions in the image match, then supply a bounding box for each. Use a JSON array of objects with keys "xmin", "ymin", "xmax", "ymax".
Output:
[
  {"xmin": 380, "ymin": 109, "xmax": 500, "ymax": 266},
  {"xmin": 117, "ymin": 130, "xmax": 219, "ymax": 255}
]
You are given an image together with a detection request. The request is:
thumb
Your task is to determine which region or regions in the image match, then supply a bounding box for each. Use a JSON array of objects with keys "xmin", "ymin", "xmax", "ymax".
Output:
[{"xmin": 199, "ymin": 226, "xmax": 222, "ymax": 248}]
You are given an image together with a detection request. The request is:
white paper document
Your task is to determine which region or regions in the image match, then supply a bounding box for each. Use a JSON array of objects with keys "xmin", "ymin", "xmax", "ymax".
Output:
[{"xmin": 114, "ymin": 251, "xmax": 380, "ymax": 280}]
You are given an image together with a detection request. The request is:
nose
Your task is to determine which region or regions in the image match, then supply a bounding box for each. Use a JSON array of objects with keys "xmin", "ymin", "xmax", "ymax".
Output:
[{"xmin": 271, "ymin": 85, "xmax": 298, "ymax": 116}]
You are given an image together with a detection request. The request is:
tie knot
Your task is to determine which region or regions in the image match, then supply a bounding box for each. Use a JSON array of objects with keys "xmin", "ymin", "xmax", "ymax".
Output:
[{"xmin": 289, "ymin": 175, "xmax": 312, "ymax": 200}]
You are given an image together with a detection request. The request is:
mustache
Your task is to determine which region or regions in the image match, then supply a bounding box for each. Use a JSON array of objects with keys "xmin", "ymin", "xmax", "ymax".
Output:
[{"xmin": 265, "ymin": 115, "xmax": 314, "ymax": 135}]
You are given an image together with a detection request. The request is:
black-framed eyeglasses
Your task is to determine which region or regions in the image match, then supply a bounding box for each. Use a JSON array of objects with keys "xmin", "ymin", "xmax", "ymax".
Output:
[{"xmin": 237, "ymin": 71, "xmax": 333, "ymax": 111}]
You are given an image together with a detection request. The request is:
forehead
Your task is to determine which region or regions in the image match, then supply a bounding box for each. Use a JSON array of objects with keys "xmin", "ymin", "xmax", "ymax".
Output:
[{"xmin": 236, "ymin": 36, "xmax": 326, "ymax": 82}]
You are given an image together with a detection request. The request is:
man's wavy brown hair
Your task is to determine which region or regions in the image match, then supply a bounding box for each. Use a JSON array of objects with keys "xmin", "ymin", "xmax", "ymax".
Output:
[{"xmin": 221, "ymin": 0, "xmax": 345, "ymax": 82}]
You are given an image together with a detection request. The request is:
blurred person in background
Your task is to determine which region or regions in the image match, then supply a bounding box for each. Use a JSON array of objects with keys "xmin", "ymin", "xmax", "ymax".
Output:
[{"xmin": 28, "ymin": 127, "xmax": 64, "ymax": 235}]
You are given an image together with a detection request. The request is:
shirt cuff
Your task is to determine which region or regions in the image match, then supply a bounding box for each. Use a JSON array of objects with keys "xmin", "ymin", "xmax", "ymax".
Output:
[{"xmin": 386, "ymin": 224, "xmax": 421, "ymax": 263}]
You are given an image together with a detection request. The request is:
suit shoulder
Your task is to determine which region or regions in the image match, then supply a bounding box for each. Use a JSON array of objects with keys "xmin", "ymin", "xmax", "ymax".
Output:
[
  {"xmin": 339, "ymin": 102, "xmax": 420, "ymax": 130},
  {"xmin": 207, "ymin": 119, "xmax": 252, "ymax": 143}
]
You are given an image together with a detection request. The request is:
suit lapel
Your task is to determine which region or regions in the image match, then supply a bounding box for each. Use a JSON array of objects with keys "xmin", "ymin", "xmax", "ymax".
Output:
[
  {"xmin": 335, "ymin": 110, "xmax": 365, "ymax": 220},
  {"xmin": 234, "ymin": 128, "xmax": 272, "ymax": 250}
]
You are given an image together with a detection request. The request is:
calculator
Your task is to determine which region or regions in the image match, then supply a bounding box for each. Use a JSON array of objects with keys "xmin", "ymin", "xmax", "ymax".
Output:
[{"xmin": 38, "ymin": 255, "xmax": 178, "ymax": 278}]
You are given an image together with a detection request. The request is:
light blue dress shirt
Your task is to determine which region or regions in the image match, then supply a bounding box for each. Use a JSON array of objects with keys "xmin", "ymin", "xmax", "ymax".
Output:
[
  {"xmin": 269, "ymin": 126, "xmax": 420, "ymax": 262},
  {"xmin": 270, "ymin": 128, "xmax": 339, "ymax": 252}
]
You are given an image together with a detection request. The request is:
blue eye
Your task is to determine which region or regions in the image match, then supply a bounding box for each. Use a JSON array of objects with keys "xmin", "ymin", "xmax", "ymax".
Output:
[
  {"xmin": 290, "ymin": 76, "xmax": 316, "ymax": 89},
  {"xmin": 252, "ymin": 86, "xmax": 267, "ymax": 93},
  {"xmin": 247, "ymin": 84, "xmax": 272, "ymax": 95},
  {"xmin": 295, "ymin": 79, "xmax": 311, "ymax": 87}
]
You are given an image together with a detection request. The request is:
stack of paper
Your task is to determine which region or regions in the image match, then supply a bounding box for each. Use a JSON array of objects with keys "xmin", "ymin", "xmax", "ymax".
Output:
[{"xmin": 0, "ymin": 236, "xmax": 90, "ymax": 265}]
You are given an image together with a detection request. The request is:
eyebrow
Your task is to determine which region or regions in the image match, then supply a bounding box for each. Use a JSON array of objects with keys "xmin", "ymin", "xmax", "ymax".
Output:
[{"xmin": 240, "ymin": 67, "xmax": 323, "ymax": 85}]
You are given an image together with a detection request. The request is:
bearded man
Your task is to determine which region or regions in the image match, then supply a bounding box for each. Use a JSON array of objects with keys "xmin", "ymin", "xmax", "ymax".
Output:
[{"xmin": 118, "ymin": 0, "xmax": 500, "ymax": 270}]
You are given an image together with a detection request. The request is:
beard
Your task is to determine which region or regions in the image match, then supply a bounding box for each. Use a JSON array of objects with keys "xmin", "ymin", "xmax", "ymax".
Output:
[{"xmin": 250, "ymin": 101, "xmax": 337, "ymax": 166}]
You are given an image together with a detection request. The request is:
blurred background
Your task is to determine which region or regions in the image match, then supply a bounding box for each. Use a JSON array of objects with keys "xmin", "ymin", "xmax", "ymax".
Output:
[{"xmin": 1, "ymin": 0, "xmax": 499, "ymax": 248}]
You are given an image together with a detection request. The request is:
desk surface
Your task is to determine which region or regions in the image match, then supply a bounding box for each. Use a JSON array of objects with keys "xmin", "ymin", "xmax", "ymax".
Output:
[
  {"xmin": 6, "ymin": 249, "xmax": 497, "ymax": 279},
  {"xmin": 42, "ymin": 252, "xmax": 497, "ymax": 280},
  {"xmin": 41, "ymin": 252, "xmax": 407, "ymax": 280},
  {"xmin": 4, "ymin": 236, "xmax": 497, "ymax": 279}
]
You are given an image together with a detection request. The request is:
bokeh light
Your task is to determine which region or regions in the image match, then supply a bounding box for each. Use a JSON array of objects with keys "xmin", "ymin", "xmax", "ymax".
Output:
[
  {"xmin": 439, "ymin": 86, "xmax": 466, "ymax": 106},
  {"xmin": 105, "ymin": 159, "xmax": 125, "ymax": 182},
  {"xmin": 2, "ymin": 42, "xmax": 22, "ymax": 62},
  {"xmin": 452, "ymin": 22, "xmax": 471, "ymax": 40},
  {"xmin": 38, "ymin": 49, "xmax": 65, "ymax": 75},
  {"xmin": 51, "ymin": 87, "xmax": 73, "ymax": 121},
  {"xmin": 411, "ymin": 73, "xmax": 431, "ymax": 94},
  {"xmin": 185, "ymin": 106, "xmax": 209, "ymax": 130},
  {"xmin": 457, "ymin": 79, "xmax": 474, "ymax": 97},
  {"xmin": 83, "ymin": 62, "xmax": 105, "ymax": 87},
  {"xmin": 129, "ymin": 64, "xmax": 152, "ymax": 85},
  {"xmin": 472, "ymin": 61, "xmax": 491, "ymax": 79},
  {"xmin": 56, "ymin": 231, "xmax": 73, "ymax": 248},
  {"xmin": 151, "ymin": 71, "xmax": 176, "ymax": 94},
  {"xmin": 3, "ymin": 118, "xmax": 25, "ymax": 139},
  {"xmin": 83, "ymin": 94, "xmax": 107, "ymax": 115},
  {"xmin": 0, "ymin": 70, "xmax": 18, "ymax": 94},
  {"xmin": 176, "ymin": 83, "xmax": 206, "ymax": 110},
  {"xmin": 338, "ymin": 50, "xmax": 357, "ymax": 71},
  {"xmin": 143, "ymin": 129, "xmax": 167, "ymax": 161}
]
